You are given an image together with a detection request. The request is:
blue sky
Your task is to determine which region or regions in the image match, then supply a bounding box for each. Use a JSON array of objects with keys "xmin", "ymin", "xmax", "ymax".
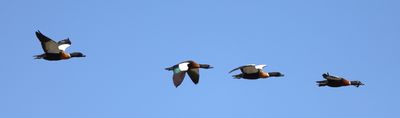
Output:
[{"xmin": 0, "ymin": 0, "xmax": 399, "ymax": 118}]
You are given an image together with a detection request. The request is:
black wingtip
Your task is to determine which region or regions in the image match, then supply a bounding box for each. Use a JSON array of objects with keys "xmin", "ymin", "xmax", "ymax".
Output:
[
  {"xmin": 228, "ymin": 69, "xmax": 236, "ymax": 74},
  {"xmin": 35, "ymin": 30, "xmax": 43, "ymax": 37},
  {"xmin": 192, "ymin": 80, "xmax": 199, "ymax": 85}
]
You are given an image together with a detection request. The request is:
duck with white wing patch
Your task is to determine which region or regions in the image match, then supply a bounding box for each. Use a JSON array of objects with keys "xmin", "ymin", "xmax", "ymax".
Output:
[
  {"xmin": 229, "ymin": 64, "xmax": 284, "ymax": 80},
  {"xmin": 34, "ymin": 30, "xmax": 85, "ymax": 61},
  {"xmin": 165, "ymin": 60, "xmax": 213, "ymax": 87}
]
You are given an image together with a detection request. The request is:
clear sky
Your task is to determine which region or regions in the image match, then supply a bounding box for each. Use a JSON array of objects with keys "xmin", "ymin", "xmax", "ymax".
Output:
[{"xmin": 0, "ymin": 0, "xmax": 399, "ymax": 118}]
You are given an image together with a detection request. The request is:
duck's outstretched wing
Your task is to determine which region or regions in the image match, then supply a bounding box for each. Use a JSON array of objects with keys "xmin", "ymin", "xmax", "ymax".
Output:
[
  {"xmin": 229, "ymin": 64, "xmax": 255, "ymax": 73},
  {"xmin": 324, "ymin": 75, "xmax": 343, "ymax": 81},
  {"xmin": 57, "ymin": 38, "xmax": 71, "ymax": 51},
  {"xmin": 188, "ymin": 68, "xmax": 199, "ymax": 84},
  {"xmin": 35, "ymin": 31, "xmax": 60, "ymax": 54},
  {"xmin": 229, "ymin": 64, "xmax": 258, "ymax": 74},
  {"xmin": 241, "ymin": 66, "xmax": 259, "ymax": 74},
  {"xmin": 173, "ymin": 71, "xmax": 186, "ymax": 87}
]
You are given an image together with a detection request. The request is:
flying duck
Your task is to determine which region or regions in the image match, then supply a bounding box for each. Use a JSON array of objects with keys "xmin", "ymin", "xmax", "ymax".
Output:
[
  {"xmin": 34, "ymin": 31, "xmax": 85, "ymax": 61},
  {"xmin": 316, "ymin": 72, "xmax": 364, "ymax": 87},
  {"xmin": 165, "ymin": 60, "xmax": 213, "ymax": 87},
  {"xmin": 229, "ymin": 64, "xmax": 284, "ymax": 80}
]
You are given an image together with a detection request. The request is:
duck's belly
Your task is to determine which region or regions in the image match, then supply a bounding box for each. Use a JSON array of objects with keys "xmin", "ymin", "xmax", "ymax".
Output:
[
  {"xmin": 327, "ymin": 80, "xmax": 350, "ymax": 87},
  {"xmin": 44, "ymin": 53, "xmax": 62, "ymax": 60},
  {"xmin": 242, "ymin": 73, "xmax": 261, "ymax": 79}
]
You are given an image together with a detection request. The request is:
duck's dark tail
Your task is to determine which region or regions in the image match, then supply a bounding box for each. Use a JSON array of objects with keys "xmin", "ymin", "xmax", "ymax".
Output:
[
  {"xmin": 316, "ymin": 81, "xmax": 327, "ymax": 87},
  {"xmin": 232, "ymin": 74, "xmax": 242, "ymax": 79},
  {"xmin": 165, "ymin": 67, "xmax": 174, "ymax": 71},
  {"xmin": 33, "ymin": 54, "xmax": 45, "ymax": 59}
]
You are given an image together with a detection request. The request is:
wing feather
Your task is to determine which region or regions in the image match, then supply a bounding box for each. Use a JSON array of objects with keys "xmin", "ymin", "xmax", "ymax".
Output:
[
  {"xmin": 255, "ymin": 64, "xmax": 266, "ymax": 69},
  {"xmin": 229, "ymin": 64, "xmax": 256, "ymax": 73},
  {"xmin": 240, "ymin": 66, "xmax": 259, "ymax": 74},
  {"xmin": 188, "ymin": 68, "xmax": 200, "ymax": 84},
  {"xmin": 178, "ymin": 62, "xmax": 190, "ymax": 71},
  {"xmin": 35, "ymin": 31, "xmax": 60, "ymax": 54},
  {"xmin": 324, "ymin": 76, "xmax": 344, "ymax": 81},
  {"xmin": 173, "ymin": 71, "xmax": 186, "ymax": 87},
  {"xmin": 58, "ymin": 39, "xmax": 71, "ymax": 51}
]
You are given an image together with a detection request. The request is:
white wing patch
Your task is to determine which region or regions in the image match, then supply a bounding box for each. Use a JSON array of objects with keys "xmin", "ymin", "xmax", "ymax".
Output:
[
  {"xmin": 58, "ymin": 44, "xmax": 71, "ymax": 51},
  {"xmin": 178, "ymin": 62, "xmax": 190, "ymax": 71},
  {"xmin": 255, "ymin": 64, "xmax": 266, "ymax": 69}
]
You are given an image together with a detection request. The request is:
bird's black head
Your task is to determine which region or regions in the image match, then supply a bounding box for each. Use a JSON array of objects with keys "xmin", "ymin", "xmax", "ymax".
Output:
[
  {"xmin": 70, "ymin": 52, "xmax": 86, "ymax": 58},
  {"xmin": 351, "ymin": 81, "xmax": 364, "ymax": 87},
  {"xmin": 268, "ymin": 72, "xmax": 285, "ymax": 77},
  {"xmin": 199, "ymin": 64, "xmax": 213, "ymax": 69}
]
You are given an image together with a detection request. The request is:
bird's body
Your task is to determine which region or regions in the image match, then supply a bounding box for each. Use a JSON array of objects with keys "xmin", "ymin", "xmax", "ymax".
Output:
[
  {"xmin": 317, "ymin": 73, "xmax": 364, "ymax": 87},
  {"xmin": 34, "ymin": 31, "xmax": 85, "ymax": 61},
  {"xmin": 234, "ymin": 73, "xmax": 269, "ymax": 80},
  {"xmin": 165, "ymin": 60, "xmax": 213, "ymax": 87},
  {"xmin": 230, "ymin": 64, "xmax": 284, "ymax": 80},
  {"xmin": 34, "ymin": 52, "xmax": 69, "ymax": 60}
]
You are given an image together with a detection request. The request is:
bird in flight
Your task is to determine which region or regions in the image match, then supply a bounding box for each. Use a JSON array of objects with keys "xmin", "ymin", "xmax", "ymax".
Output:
[
  {"xmin": 165, "ymin": 60, "xmax": 213, "ymax": 87},
  {"xmin": 229, "ymin": 64, "xmax": 284, "ymax": 80},
  {"xmin": 316, "ymin": 72, "xmax": 364, "ymax": 87},
  {"xmin": 34, "ymin": 31, "xmax": 85, "ymax": 61}
]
